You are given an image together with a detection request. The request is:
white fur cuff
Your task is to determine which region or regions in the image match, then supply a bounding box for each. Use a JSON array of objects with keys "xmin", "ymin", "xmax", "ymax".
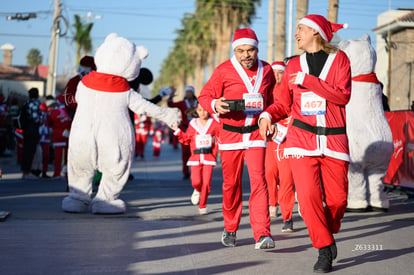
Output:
[{"xmin": 295, "ymin": 71, "xmax": 306, "ymax": 85}]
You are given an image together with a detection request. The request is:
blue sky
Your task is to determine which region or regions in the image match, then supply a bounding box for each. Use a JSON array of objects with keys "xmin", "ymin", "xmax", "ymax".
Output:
[{"xmin": 1, "ymin": 0, "xmax": 413, "ymax": 79}]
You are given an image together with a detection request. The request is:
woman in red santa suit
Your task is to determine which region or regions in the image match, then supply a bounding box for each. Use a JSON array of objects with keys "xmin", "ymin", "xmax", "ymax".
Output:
[
  {"xmin": 168, "ymin": 86, "xmax": 198, "ymax": 179},
  {"xmin": 259, "ymin": 15, "xmax": 351, "ymax": 273},
  {"xmin": 199, "ymin": 28, "xmax": 276, "ymax": 250}
]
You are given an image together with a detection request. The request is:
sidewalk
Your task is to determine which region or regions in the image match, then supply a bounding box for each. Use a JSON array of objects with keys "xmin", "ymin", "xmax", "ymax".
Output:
[{"xmin": 0, "ymin": 140, "xmax": 413, "ymax": 275}]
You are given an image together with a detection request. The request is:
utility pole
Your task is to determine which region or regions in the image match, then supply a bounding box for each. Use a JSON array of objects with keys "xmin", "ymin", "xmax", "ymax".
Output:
[
  {"xmin": 46, "ymin": 0, "xmax": 61, "ymax": 96},
  {"xmin": 275, "ymin": 0, "xmax": 287, "ymax": 61},
  {"xmin": 267, "ymin": 0, "xmax": 275, "ymax": 63}
]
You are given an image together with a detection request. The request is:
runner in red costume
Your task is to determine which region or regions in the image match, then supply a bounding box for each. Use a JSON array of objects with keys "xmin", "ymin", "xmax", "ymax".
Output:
[
  {"xmin": 173, "ymin": 104, "xmax": 220, "ymax": 215},
  {"xmin": 39, "ymin": 101, "xmax": 52, "ymax": 178},
  {"xmin": 199, "ymin": 28, "xmax": 276, "ymax": 249},
  {"xmin": 63, "ymin": 56, "xmax": 96, "ymax": 118},
  {"xmin": 265, "ymin": 61, "xmax": 296, "ymax": 233},
  {"xmin": 134, "ymin": 114, "xmax": 153, "ymax": 158},
  {"xmin": 259, "ymin": 15, "xmax": 351, "ymax": 273},
  {"xmin": 47, "ymin": 100, "xmax": 72, "ymax": 178},
  {"xmin": 168, "ymin": 86, "xmax": 198, "ymax": 179}
]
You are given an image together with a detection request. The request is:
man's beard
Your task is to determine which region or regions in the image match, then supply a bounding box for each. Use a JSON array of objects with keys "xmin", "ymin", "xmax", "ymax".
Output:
[{"xmin": 241, "ymin": 57, "xmax": 255, "ymax": 69}]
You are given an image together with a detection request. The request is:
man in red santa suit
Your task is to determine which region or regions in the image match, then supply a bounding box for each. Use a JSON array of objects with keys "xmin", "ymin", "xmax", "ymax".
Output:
[
  {"xmin": 63, "ymin": 56, "xmax": 96, "ymax": 118},
  {"xmin": 168, "ymin": 86, "xmax": 198, "ymax": 179},
  {"xmin": 259, "ymin": 14, "xmax": 351, "ymax": 273},
  {"xmin": 198, "ymin": 28, "xmax": 276, "ymax": 249}
]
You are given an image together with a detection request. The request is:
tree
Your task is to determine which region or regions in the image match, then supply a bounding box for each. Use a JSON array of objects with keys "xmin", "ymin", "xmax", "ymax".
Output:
[
  {"xmin": 26, "ymin": 48, "xmax": 43, "ymax": 68},
  {"xmin": 73, "ymin": 14, "xmax": 93, "ymax": 66},
  {"xmin": 275, "ymin": 0, "xmax": 287, "ymax": 61}
]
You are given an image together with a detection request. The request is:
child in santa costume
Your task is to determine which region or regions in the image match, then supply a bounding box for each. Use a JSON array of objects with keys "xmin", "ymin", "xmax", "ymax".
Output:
[
  {"xmin": 62, "ymin": 33, "xmax": 181, "ymax": 214},
  {"xmin": 199, "ymin": 28, "xmax": 276, "ymax": 249},
  {"xmin": 47, "ymin": 99, "xmax": 72, "ymax": 178},
  {"xmin": 259, "ymin": 15, "xmax": 351, "ymax": 273},
  {"xmin": 173, "ymin": 104, "xmax": 220, "ymax": 215},
  {"xmin": 168, "ymin": 86, "xmax": 198, "ymax": 179},
  {"xmin": 265, "ymin": 61, "xmax": 296, "ymax": 233}
]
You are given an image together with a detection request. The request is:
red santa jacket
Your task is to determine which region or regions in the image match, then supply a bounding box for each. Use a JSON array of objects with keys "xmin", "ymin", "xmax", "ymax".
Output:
[
  {"xmin": 64, "ymin": 75, "xmax": 81, "ymax": 111},
  {"xmin": 261, "ymin": 50, "xmax": 351, "ymax": 161},
  {"xmin": 198, "ymin": 57, "xmax": 275, "ymax": 150},
  {"xmin": 134, "ymin": 114, "xmax": 153, "ymax": 135},
  {"xmin": 174, "ymin": 117, "xmax": 220, "ymax": 166},
  {"xmin": 48, "ymin": 106, "xmax": 72, "ymax": 145}
]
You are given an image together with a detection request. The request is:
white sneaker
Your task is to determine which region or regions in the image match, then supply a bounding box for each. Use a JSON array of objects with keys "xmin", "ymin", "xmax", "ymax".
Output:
[
  {"xmin": 191, "ymin": 189, "xmax": 200, "ymax": 205},
  {"xmin": 269, "ymin": 206, "xmax": 280, "ymax": 218},
  {"xmin": 22, "ymin": 173, "xmax": 39, "ymax": 180},
  {"xmin": 199, "ymin": 207, "xmax": 208, "ymax": 215}
]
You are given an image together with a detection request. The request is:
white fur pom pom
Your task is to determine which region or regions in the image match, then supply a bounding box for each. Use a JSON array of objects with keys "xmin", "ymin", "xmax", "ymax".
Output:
[
  {"xmin": 137, "ymin": 46, "xmax": 149, "ymax": 60},
  {"xmin": 343, "ymin": 23, "xmax": 349, "ymax": 29}
]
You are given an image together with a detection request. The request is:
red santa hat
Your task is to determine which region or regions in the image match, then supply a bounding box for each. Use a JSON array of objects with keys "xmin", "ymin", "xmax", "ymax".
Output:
[
  {"xmin": 232, "ymin": 28, "xmax": 259, "ymax": 50},
  {"xmin": 79, "ymin": 55, "xmax": 96, "ymax": 71},
  {"xmin": 298, "ymin": 14, "xmax": 348, "ymax": 42},
  {"xmin": 271, "ymin": 61, "xmax": 285, "ymax": 71}
]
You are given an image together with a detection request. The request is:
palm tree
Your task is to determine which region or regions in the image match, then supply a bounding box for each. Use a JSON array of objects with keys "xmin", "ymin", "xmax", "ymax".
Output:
[
  {"xmin": 26, "ymin": 48, "xmax": 43, "ymax": 68},
  {"xmin": 328, "ymin": 0, "xmax": 339, "ymax": 22},
  {"xmin": 73, "ymin": 15, "xmax": 93, "ymax": 66}
]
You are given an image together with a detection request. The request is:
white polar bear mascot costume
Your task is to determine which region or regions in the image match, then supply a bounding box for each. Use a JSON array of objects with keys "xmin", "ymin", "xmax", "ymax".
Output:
[
  {"xmin": 338, "ymin": 34, "xmax": 393, "ymax": 212},
  {"xmin": 62, "ymin": 33, "xmax": 181, "ymax": 214}
]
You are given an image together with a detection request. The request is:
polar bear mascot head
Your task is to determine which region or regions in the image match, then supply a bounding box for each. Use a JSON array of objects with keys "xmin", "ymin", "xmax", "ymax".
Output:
[
  {"xmin": 338, "ymin": 34, "xmax": 376, "ymax": 77},
  {"xmin": 94, "ymin": 33, "xmax": 149, "ymax": 81}
]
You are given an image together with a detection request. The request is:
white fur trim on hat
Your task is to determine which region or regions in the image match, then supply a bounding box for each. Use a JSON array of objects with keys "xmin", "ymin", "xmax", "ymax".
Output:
[
  {"xmin": 232, "ymin": 38, "xmax": 258, "ymax": 50},
  {"xmin": 272, "ymin": 64, "xmax": 285, "ymax": 71},
  {"xmin": 299, "ymin": 17, "xmax": 328, "ymax": 41}
]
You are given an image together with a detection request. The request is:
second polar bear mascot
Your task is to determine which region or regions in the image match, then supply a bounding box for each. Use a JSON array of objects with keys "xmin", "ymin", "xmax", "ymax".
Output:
[
  {"xmin": 339, "ymin": 34, "xmax": 393, "ymax": 212},
  {"xmin": 62, "ymin": 33, "xmax": 181, "ymax": 214}
]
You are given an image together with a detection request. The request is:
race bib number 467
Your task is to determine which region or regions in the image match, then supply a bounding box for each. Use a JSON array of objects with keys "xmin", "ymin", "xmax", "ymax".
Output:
[
  {"xmin": 243, "ymin": 93, "xmax": 263, "ymax": 115},
  {"xmin": 301, "ymin": 92, "xmax": 326, "ymax": 115}
]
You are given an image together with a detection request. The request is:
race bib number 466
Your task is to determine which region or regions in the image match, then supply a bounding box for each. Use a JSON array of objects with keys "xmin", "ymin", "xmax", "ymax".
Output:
[
  {"xmin": 301, "ymin": 92, "xmax": 326, "ymax": 115},
  {"xmin": 243, "ymin": 93, "xmax": 263, "ymax": 115}
]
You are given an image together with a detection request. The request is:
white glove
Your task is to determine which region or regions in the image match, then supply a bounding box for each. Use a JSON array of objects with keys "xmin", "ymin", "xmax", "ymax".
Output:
[
  {"xmin": 159, "ymin": 87, "xmax": 173, "ymax": 97},
  {"xmin": 164, "ymin": 108, "xmax": 182, "ymax": 128}
]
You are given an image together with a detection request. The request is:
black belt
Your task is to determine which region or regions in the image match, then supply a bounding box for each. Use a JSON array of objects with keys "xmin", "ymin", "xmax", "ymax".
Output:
[
  {"xmin": 292, "ymin": 119, "xmax": 346, "ymax": 135},
  {"xmin": 223, "ymin": 123, "xmax": 259, "ymax": 134},
  {"xmin": 223, "ymin": 99, "xmax": 245, "ymax": 111},
  {"xmin": 193, "ymin": 148, "xmax": 213, "ymax": 154}
]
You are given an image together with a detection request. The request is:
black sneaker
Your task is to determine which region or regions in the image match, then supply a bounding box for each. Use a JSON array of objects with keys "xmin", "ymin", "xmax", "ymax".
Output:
[
  {"xmin": 330, "ymin": 240, "xmax": 337, "ymax": 260},
  {"xmin": 255, "ymin": 235, "xmax": 275, "ymax": 249},
  {"xmin": 42, "ymin": 172, "xmax": 51, "ymax": 179},
  {"xmin": 281, "ymin": 219, "xmax": 294, "ymax": 233},
  {"xmin": 313, "ymin": 246, "xmax": 333, "ymax": 273},
  {"xmin": 221, "ymin": 229, "xmax": 236, "ymax": 247}
]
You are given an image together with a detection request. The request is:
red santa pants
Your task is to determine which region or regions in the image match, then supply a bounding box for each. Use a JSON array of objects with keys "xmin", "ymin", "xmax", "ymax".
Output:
[
  {"xmin": 40, "ymin": 142, "xmax": 50, "ymax": 173},
  {"xmin": 135, "ymin": 134, "xmax": 148, "ymax": 157},
  {"xmin": 275, "ymin": 143, "xmax": 295, "ymax": 222},
  {"xmin": 191, "ymin": 164, "xmax": 213, "ymax": 209},
  {"xmin": 221, "ymin": 147, "xmax": 271, "ymax": 241},
  {"xmin": 53, "ymin": 142, "xmax": 67, "ymax": 177},
  {"xmin": 181, "ymin": 144, "xmax": 191, "ymax": 176},
  {"xmin": 265, "ymin": 142, "xmax": 279, "ymax": 207},
  {"xmin": 290, "ymin": 156, "xmax": 348, "ymax": 249}
]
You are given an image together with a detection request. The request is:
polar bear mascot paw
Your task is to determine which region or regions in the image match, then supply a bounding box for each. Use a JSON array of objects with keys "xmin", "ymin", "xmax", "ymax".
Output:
[
  {"xmin": 91, "ymin": 198, "xmax": 126, "ymax": 214},
  {"xmin": 62, "ymin": 196, "xmax": 91, "ymax": 213}
]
